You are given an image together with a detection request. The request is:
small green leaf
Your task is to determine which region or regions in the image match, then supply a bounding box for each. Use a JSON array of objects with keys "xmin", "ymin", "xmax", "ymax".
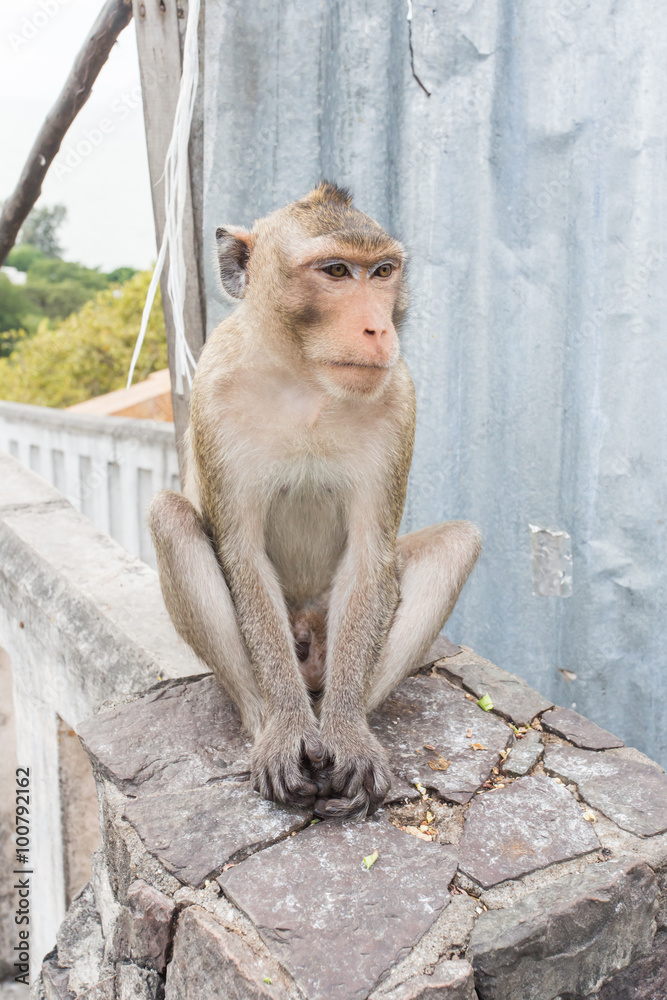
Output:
[
  {"xmin": 362, "ymin": 850, "xmax": 379, "ymax": 870},
  {"xmin": 263, "ymin": 977, "xmax": 272, "ymax": 984},
  {"xmin": 477, "ymin": 693, "xmax": 494, "ymax": 712}
]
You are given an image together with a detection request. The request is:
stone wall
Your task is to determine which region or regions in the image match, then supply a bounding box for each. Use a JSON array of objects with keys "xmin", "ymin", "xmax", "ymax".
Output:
[
  {"xmin": 2, "ymin": 448, "xmax": 665, "ymax": 998},
  {"xmin": 0, "ymin": 452, "xmax": 200, "ymax": 979},
  {"xmin": 32, "ymin": 646, "xmax": 667, "ymax": 1000}
]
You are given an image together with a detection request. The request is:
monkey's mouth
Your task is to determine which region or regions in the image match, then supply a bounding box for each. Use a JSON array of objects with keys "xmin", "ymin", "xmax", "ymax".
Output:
[{"xmin": 327, "ymin": 361, "xmax": 391, "ymax": 370}]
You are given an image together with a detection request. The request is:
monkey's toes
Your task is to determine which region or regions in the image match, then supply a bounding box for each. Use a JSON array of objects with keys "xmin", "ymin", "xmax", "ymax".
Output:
[
  {"xmin": 313, "ymin": 788, "xmax": 383, "ymax": 820},
  {"xmin": 303, "ymin": 735, "xmax": 325, "ymax": 766},
  {"xmin": 252, "ymin": 761, "xmax": 319, "ymax": 807}
]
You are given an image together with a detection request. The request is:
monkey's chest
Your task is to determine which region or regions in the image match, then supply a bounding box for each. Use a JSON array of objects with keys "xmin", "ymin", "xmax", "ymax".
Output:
[{"xmin": 264, "ymin": 487, "xmax": 347, "ymax": 603}]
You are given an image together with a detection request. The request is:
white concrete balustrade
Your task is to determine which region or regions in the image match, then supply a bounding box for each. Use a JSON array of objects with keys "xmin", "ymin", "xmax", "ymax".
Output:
[{"xmin": 0, "ymin": 402, "xmax": 179, "ymax": 568}]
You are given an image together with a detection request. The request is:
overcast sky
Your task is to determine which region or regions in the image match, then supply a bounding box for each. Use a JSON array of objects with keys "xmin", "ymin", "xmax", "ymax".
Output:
[{"xmin": 0, "ymin": 0, "xmax": 156, "ymax": 271}]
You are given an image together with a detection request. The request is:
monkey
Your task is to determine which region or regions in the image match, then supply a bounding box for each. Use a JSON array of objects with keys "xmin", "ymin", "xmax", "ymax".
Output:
[{"xmin": 147, "ymin": 182, "xmax": 481, "ymax": 819}]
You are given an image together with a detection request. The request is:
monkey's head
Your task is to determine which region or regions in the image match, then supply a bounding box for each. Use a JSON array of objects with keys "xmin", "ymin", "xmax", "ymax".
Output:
[{"xmin": 215, "ymin": 183, "xmax": 408, "ymax": 398}]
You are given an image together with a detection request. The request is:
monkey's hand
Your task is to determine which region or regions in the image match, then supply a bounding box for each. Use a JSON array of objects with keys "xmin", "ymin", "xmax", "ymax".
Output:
[
  {"xmin": 250, "ymin": 713, "xmax": 323, "ymax": 808},
  {"xmin": 314, "ymin": 719, "xmax": 392, "ymax": 819}
]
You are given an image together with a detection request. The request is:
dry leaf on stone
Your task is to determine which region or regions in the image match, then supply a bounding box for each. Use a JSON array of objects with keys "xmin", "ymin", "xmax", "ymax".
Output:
[
  {"xmin": 428, "ymin": 754, "xmax": 450, "ymax": 771},
  {"xmin": 405, "ymin": 826, "xmax": 432, "ymax": 841},
  {"xmin": 470, "ymin": 743, "xmax": 488, "ymax": 751}
]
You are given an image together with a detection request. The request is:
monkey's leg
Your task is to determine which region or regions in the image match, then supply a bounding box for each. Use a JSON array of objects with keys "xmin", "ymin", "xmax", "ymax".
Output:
[
  {"xmin": 147, "ymin": 491, "xmax": 265, "ymax": 738},
  {"xmin": 366, "ymin": 520, "xmax": 482, "ymax": 712},
  {"xmin": 315, "ymin": 520, "xmax": 480, "ymax": 819}
]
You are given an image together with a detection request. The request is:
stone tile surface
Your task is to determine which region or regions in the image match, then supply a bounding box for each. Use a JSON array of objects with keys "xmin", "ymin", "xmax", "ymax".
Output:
[
  {"xmin": 500, "ymin": 730, "xmax": 543, "ymax": 777},
  {"xmin": 371, "ymin": 675, "xmax": 511, "ymax": 804},
  {"xmin": 458, "ymin": 774, "xmax": 599, "ymax": 888},
  {"xmin": 435, "ymin": 650, "xmax": 552, "ymax": 725},
  {"xmin": 379, "ymin": 960, "xmax": 476, "ymax": 999},
  {"xmin": 79, "ymin": 675, "xmax": 251, "ymax": 796},
  {"xmin": 541, "ymin": 708, "xmax": 624, "ymax": 749},
  {"xmin": 219, "ymin": 818, "xmax": 458, "ymax": 1000},
  {"xmin": 470, "ymin": 858, "xmax": 658, "ymax": 1000},
  {"xmin": 544, "ymin": 744, "xmax": 667, "ymax": 836},
  {"xmin": 165, "ymin": 905, "xmax": 292, "ymax": 1000},
  {"xmin": 124, "ymin": 781, "xmax": 311, "ymax": 887},
  {"xmin": 595, "ymin": 930, "xmax": 667, "ymax": 1000},
  {"xmin": 421, "ymin": 634, "xmax": 461, "ymax": 665}
]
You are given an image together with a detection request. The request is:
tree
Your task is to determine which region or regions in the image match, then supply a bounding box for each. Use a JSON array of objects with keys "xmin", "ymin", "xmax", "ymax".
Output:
[
  {"xmin": 0, "ymin": 274, "xmax": 30, "ymax": 354},
  {"xmin": 0, "ymin": 270, "xmax": 168, "ymax": 407},
  {"xmin": 107, "ymin": 266, "xmax": 137, "ymax": 284},
  {"xmin": 1, "ymin": 248, "xmax": 128, "ymax": 334},
  {"xmin": 19, "ymin": 204, "xmax": 66, "ymax": 257},
  {"xmin": 21, "ymin": 256, "xmax": 109, "ymax": 321},
  {"xmin": 5, "ymin": 244, "xmax": 43, "ymax": 272}
]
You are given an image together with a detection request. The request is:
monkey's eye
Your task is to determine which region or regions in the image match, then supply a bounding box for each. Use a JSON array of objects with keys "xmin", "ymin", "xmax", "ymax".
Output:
[
  {"xmin": 322, "ymin": 262, "xmax": 350, "ymax": 278},
  {"xmin": 373, "ymin": 262, "xmax": 394, "ymax": 278}
]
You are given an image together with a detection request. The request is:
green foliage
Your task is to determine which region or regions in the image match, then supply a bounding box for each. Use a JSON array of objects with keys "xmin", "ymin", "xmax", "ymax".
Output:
[
  {"xmin": 0, "ymin": 271, "xmax": 168, "ymax": 408},
  {"xmin": 0, "ymin": 248, "xmax": 138, "ymax": 335},
  {"xmin": 6, "ymin": 244, "xmax": 43, "ymax": 272},
  {"xmin": 21, "ymin": 256, "xmax": 109, "ymax": 322},
  {"xmin": 107, "ymin": 266, "xmax": 137, "ymax": 285},
  {"xmin": 19, "ymin": 204, "xmax": 66, "ymax": 257},
  {"xmin": 0, "ymin": 274, "xmax": 30, "ymax": 352}
]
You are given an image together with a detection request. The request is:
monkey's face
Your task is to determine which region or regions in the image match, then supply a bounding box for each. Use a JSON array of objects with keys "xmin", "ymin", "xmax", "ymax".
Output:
[
  {"xmin": 281, "ymin": 236, "xmax": 406, "ymax": 398},
  {"xmin": 214, "ymin": 183, "xmax": 408, "ymax": 399}
]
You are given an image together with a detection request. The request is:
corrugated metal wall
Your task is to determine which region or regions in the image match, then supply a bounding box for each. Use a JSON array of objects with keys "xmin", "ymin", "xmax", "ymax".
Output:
[{"xmin": 201, "ymin": 0, "xmax": 667, "ymax": 766}]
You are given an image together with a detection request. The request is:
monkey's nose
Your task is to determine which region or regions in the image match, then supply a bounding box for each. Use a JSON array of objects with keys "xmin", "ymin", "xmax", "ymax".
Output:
[{"xmin": 363, "ymin": 328, "xmax": 386, "ymax": 337}]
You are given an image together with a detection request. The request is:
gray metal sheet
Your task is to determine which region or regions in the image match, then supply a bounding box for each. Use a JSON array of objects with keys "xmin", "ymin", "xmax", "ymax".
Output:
[{"xmin": 201, "ymin": 0, "xmax": 667, "ymax": 766}]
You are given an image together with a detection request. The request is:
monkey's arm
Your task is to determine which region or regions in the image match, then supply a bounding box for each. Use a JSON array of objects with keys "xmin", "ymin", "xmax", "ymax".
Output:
[{"xmin": 317, "ymin": 470, "xmax": 407, "ymax": 817}]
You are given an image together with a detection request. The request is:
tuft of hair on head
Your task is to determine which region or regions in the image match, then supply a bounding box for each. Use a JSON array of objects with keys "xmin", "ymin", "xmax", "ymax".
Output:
[{"xmin": 300, "ymin": 181, "xmax": 354, "ymax": 209}]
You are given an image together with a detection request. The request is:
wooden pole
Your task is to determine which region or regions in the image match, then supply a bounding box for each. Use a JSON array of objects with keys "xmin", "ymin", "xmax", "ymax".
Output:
[
  {"xmin": 132, "ymin": 0, "xmax": 206, "ymax": 471},
  {"xmin": 0, "ymin": 0, "xmax": 133, "ymax": 266}
]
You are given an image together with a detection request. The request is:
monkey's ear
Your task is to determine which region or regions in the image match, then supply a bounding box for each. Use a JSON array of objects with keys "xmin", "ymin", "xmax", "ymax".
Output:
[{"xmin": 215, "ymin": 226, "xmax": 253, "ymax": 299}]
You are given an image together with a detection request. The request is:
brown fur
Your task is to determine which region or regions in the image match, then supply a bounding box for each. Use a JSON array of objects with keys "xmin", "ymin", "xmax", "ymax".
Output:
[{"xmin": 148, "ymin": 184, "xmax": 481, "ymax": 818}]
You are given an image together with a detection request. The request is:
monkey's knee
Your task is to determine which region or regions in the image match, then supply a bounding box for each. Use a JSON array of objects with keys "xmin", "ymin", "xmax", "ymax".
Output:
[
  {"xmin": 446, "ymin": 520, "xmax": 482, "ymax": 565},
  {"xmin": 147, "ymin": 490, "xmax": 204, "ymax": 554}
]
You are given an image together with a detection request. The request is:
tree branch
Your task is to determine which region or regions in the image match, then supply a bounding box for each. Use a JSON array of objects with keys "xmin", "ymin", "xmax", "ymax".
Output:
[{"xmin": 0, "ymin": 0, "xmax": 133, "ymax": 266}]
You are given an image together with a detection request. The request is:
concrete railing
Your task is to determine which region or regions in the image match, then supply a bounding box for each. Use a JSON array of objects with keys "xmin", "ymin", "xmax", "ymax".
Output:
[
  {"xmin": 0, "ymin": 403, "xmax": 179, "ymax": 568},
  {"xmin": 0, "ymin": 452, "xmax": 200, "ymax": 981}
]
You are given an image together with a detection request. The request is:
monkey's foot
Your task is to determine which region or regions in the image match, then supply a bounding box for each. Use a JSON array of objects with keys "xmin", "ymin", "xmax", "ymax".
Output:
[
  {"xmin": 250, "ymin": 715, "xmax": 323, "ymax": 808},
  {"xmin": 314, "ymin": 722, "xmax": 392, "ymax": 819}
]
